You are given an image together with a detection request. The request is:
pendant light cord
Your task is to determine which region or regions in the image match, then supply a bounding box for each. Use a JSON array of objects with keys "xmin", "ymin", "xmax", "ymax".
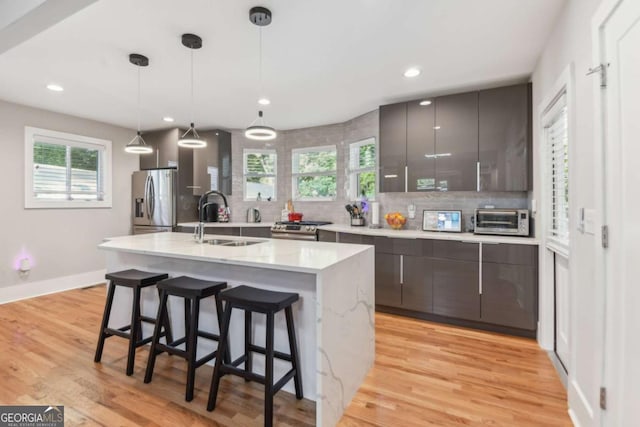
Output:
[
  {"xmin": 259, "ymin": 27, "xmax": 263, "ymax": 97},
  {"xmin": 136, "ymin": 64, "xmax": 141, "ymax": 133},
  {"xmin": 190, "ymin": 47, "xmax": 194, "ymax": 125}
]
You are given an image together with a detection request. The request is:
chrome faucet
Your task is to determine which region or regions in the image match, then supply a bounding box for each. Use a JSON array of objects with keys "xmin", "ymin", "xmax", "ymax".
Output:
[{"xmin": 195, "ymin": 190, "xmax": 230, "ymax": 243}]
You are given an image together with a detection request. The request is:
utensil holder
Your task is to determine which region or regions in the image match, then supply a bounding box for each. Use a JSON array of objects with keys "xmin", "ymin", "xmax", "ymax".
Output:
[{"xmin": 350, "ymin": 217, "xmax": 365, "ymax": 227}]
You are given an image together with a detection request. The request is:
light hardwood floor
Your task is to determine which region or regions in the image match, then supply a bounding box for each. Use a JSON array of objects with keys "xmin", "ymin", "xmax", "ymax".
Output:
[{"xmin": 0, "ymin": 285, "xmax": 570, "ymax": 426}]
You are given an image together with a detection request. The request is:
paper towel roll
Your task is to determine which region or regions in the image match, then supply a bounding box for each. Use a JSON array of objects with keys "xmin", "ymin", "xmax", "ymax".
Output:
[{"xmin": 371, "ymin": 202, "xmax": 380, "ymax": 225}]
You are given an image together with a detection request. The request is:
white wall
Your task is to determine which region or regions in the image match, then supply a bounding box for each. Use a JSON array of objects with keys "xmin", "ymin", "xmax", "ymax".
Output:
[
  {"xmin": 0, "ymin": 99, "xmax": 137, "ymax": 300},
  {"xmin": 531, "ymin": 0, "xmax": 604, "ymax": 424}
]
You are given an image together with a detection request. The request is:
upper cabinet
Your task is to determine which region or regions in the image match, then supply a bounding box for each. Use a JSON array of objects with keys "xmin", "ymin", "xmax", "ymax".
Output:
[
  {"xmin": 140, "ymin": 128, "xmax": 232, "ymax": 196},
  {"xmin": 479, "ymin": 83, "xmax": 532, "ymax": 191},
  {"xmin": 378, "ymin": 82, "xmax": 531, "ymax": 193},
  {"xmin": 379, "ymin": 103, "xmax": 407, "ymax": 192},
  {"xmin": 434, "ymin": 92, "xmax": 478, "ymax": 191},
  {"xmin": 407, "ymin": 99, "xmax": 436, "ymax": 191}
]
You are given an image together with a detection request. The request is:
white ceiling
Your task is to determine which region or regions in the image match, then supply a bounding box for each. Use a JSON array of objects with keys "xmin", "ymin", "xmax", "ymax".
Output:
[{"xmin": 0, "ymin": 0, "xmax": 565, "ymax": 131}]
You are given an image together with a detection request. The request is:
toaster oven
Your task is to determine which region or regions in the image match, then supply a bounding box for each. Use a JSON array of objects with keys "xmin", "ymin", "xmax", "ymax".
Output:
[{"xmin": 474, "ymin": 209, "xmax": 529, "ymax": 236}]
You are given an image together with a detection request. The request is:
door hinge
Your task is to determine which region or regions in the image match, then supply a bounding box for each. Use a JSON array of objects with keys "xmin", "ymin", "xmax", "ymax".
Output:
[
  {"xmin": 586, "ymin": 63, "xmax": 609, "ymax": 88},
  {"xmin": 602, "ymin": 225, "xmax": 609, "ymax": 249},
  {"xmin": 600, "ymin": 387, "xmax": 607, "ymax": 410}
]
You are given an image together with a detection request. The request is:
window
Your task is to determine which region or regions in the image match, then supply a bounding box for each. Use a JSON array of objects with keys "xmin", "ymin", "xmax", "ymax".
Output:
[
  {"xmin": 349, "ymin": 138, "xmax": 376, "ymax": 199},
  {"xmin": 292, "ymin": 145, "xmax": 337, "ymax": 200},
  {"xmin": 24, "ymin": 127, "xmax": 112, "ymax": 208},
  {"xmin": 243, "ymin": 149, "xmax": 277, "ymax": 201},
  {"xmin": 544, "ymin": 92, "xmax": 569, "ymax": 245}
]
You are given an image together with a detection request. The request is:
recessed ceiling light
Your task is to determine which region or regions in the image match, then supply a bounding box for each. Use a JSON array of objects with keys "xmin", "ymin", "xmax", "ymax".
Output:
[
  {"xmin": 162, "ymin": 116, "xmax": 175, "ymax": 122},
  {"xmin": 46, "ymin": 83, "xmax": 64, "ymax": 92},
  {"xmin": 419, "ymin": 100, "xmax": 432, "ymax": 106},
  {"xmin": 403, "ymin": 68, "xmax": 421, "ymax": 78},
  {"xmin": 258, "ymin": 98, "xmax": 271, "ymax": 106}
]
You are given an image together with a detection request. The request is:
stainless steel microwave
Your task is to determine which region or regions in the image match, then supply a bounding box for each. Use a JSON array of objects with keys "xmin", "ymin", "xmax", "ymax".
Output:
[{"xmin": 474, "ymin": 209, "xmax": 529, "ymax": 236}]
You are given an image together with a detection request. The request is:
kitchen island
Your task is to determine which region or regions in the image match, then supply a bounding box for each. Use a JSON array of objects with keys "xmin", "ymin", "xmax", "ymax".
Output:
[{"xmin": 98, "ymin": 232, "xmax": 374, "ymax": 427}]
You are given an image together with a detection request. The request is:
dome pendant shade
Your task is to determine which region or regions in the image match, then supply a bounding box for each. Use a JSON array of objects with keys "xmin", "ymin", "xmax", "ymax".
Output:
[
  {"xmin": 245, "ymin": 110, "xmax": 276, "ymax": 141},
  {"xmin": 178, "ymin": 123, "xmax": 207, "ymax": 148},
  {"xmin": 125, "ymin": 131, "xmax": 153, "ymax": 154}
]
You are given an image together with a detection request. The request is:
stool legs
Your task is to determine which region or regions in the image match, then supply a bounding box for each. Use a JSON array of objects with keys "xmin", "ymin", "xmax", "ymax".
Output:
[
  {"xmin": 126, "ymin": 286, "xmax": 142, "ymax": 376},
  {"xmin": 185, "ymin": 297, "xmax": 200, "ymax": 402},
  {"xmin": 244, "ymin": 310, "xmax": 252, "ymax": 380},
  {"xmin": 158, "ymin": 288, "xmax": 173, "ymax": 345},
  {"xmin": 144, "ymin": 290, "xmax": 169, "ymax": 384},
  {"xmin": 285, "ymin": 307, "xmax": 304, "ymax": 399},
  {"xmin": 94, "ymin": 281, "xmax": 116, "ymax": 363},
  {"xmin": 207, "ymin": 305, "xmax": 232, "ymax": 411},
  {"xmin": 264, "ymin": 312, "xmax": 275, "ymax": 427}
]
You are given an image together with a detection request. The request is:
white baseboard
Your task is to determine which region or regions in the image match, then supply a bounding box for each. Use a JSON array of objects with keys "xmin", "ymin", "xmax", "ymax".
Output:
[
  {"xmin": 0, "ymin": 269, "xmax": 106, "ymax": 304},
  {"xmin": 568, "ymin": 408, "xmax": 581, "ymax": 427}
]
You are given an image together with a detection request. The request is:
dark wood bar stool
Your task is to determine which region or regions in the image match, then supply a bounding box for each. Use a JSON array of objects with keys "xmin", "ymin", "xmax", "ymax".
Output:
[
  {"xmin": 94, "ymin": 269, "xmax": 172, "ymax": 376},
  {"xmin": 144, "ymin": 276, "xmax": 229, "ymax": 402},
  {"xmin": 207, "ymin": 285, "xmax": 303, "ymax": 427}
]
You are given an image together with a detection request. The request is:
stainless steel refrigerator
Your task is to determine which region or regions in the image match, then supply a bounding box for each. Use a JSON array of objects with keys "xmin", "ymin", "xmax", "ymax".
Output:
[{"xmin": 132, "ymin": 169, "xmax": 177, "ymax": 234}]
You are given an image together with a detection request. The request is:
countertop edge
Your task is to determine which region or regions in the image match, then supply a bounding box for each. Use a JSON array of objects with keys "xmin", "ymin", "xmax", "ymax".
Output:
[{"xmin": 177, "ymin": 222, "xmax": 274, "ymax": 228}]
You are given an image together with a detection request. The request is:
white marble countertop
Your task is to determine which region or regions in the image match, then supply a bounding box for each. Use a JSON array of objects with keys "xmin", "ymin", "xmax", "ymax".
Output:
[
  {"xmin": 178, "ymin": 222, "xmax": 274, "ymax": 228},
  {"xmin": 318, "ymin": 224, "xmax": 539, "ymax": 245},
  {"xmin": 99, "ymin": 232, "xmax": 371, "ymax": 274}
]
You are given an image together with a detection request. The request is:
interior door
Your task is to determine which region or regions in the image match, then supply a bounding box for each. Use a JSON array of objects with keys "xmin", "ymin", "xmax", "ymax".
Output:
[{"xmin": 600, "ymin": 0, "xmax": 640, "ymax": 424}]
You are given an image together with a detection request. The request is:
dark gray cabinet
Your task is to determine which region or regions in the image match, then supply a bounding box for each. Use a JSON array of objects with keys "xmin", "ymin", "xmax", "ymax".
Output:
[
  {"xmin": 434, "ymin": 92, "xmax": 479, "ymax": 191},
  {"xmin": 339, "ymin": 233, "xmax": 375, "ymax": 245},
  {"xmin": 141, "ymin": 128, "xmax": 232, "ymax": 196},
  {"xmin": 240, "ymin": 227, "xmax": 271, "ymax": 238},
  {"xmin": 481, "ymin": 243, "xmax": 537, "ymax": 330},
  {"xmin": 407, "ymin": 100, "xmax": 436, "ymax": 191},
  {"xmin": 379, "ymin": 103, "xmax": 407, "ymax": 193},
  {"xmin": 374, "ymin": 237, "xmax": 433, "ymax": 312},
  {"xmin": 432, "ymin": 241, "xmax": 480, "ymax": 321},
  {"xmin": 318, "ymin": 230, "xmax": 337, "ymax": 242},
  {"xmin": 479, "ymin": 84, "xmax": 531, "ymax": 191}
]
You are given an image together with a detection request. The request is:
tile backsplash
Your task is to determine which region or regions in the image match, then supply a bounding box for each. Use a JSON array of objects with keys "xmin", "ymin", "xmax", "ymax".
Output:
[{"xmin": 223, "ymin": 108, "xmax": 530, "ymax": 231}]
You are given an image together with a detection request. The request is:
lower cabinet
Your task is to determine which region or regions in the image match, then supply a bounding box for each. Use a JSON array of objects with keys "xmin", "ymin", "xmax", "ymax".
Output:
[
  {"xmin": 318, "ymin": 230, "xmax": 337, "ymax": 242},
  {"xmin": 432, "ymin": 258, "xmax": 480, "ymax": 321},
  {"xmin": 402, "ymin": 255, "xmax": 434, "ymax": 313},
  {"xmin": 374, "ymin": 253, "xmax": 402, "ymax": 308},
  {"xmin": 240, "ymin": 227, "xmax": 271, "ymax": 238}
]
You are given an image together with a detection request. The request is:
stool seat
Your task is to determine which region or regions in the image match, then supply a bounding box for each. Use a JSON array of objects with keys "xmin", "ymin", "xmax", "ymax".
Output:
[
  {"xmin": 220, "ymin": 285, "xmax": 299, "ymax": 313},
  {"xmin": 158, "ymin": 276, "xmax": 227, "ymax": 299},
  {"xmin": 105, "ymin": 269, "xmax": 168, "ymax": 288}
]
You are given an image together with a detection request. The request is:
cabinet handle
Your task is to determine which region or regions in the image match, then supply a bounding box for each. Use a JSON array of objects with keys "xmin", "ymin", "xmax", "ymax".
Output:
[
  {"xmin": 404, "ymin": 166, "xmax": 408, "ymax": 192},
  {"xmin": 399, "ymin": 254, "xmax": 404, "ymax": 284},
  {"xmin": 186, "ymin": 185, "xmax": 201, "ymax": 189},
  {"xmin": 479, "ymin": 243, "xmax": 483, "ymax": 295},
  {"xmin": 476, "ymin": 161, "xmax": 480, "ymax": 192},
  {"xmin": 459, "ymin": 240, "xmax": 477, "ymax": 244}
]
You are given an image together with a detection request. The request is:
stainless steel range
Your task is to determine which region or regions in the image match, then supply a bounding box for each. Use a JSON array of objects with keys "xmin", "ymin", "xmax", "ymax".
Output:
[{"xmin": 270, "ymin": 221, "xmax": 332, "ymax": 241}]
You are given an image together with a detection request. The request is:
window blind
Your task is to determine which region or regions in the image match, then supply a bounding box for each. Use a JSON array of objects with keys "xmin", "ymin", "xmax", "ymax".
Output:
[{"xmin": 545, "ymin": 93, "xmax": 569, "ymax": 243}]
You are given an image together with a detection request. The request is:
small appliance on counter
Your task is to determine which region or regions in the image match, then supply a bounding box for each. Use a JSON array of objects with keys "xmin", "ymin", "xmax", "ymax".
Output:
[
  {"xmin": 474, "ymin": 208, "xmax": 529, "ymax": 236},
  {"xmin": 271, "ymin": 221, "xmax": 332, "ymax": 241},
  {"xmin": 422, "ymin": 210, "xmax": 462, "ymax": 232},
  {"xmin": 247, "ymin": 207, "xmax": 261, "ymax": 223}
]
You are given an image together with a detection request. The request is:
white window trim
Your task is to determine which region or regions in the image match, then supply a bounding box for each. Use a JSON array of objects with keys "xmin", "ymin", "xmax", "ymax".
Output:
[
  {"xmin": 243, "ymin": 148, "xmax": 277, "ymax": 201},
  {"xmin": 292, "ymin": 144, "xmax": 337, "ymax": 201},
  {"xmin": 348, "ymin": 137, "xmax": 377, "ymax": 200},
  {"xmin": 24, "ymin": 126, "xmax": 112, "ymax": 209}
]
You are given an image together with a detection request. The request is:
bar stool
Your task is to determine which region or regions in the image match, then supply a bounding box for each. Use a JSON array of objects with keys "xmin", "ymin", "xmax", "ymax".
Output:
[
  {"xmin": 94, "ymin": 269, "xmax": 172, "ymax": 376},
  {"xmin": 144, "ymin": 276, "xmax": 228, "ymax": 402},
  {"xmin": 207, "ymin": 285, "xmax": 303, "ymax": 427}
]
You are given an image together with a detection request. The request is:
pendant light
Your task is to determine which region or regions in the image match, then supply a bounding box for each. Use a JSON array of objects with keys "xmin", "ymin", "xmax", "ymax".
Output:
[
  {"xmin": 178, "ymin": 33, "xmax": 206, "ymax": 148},
  {"xmin": 125, "ymin": 54, "xmax": 153, "ymax": 154},
  {"xmin": 245, "ymin": 7, "xmax": 277, "ymax": 141}
]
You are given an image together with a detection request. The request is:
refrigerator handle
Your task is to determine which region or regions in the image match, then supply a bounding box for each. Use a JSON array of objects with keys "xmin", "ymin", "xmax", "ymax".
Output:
[
  {"xmin": 145, "ymin": 175, "xmax": 151, "ymax": 219},
  {"xmin": 149, "ymin": 175, "xmax": 156, "ymax": 218}
]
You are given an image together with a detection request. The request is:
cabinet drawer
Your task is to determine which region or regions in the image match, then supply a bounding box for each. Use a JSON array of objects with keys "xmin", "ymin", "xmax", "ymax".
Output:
[
  {"xmin": 432, "ymin": 240, "xmax": 479, "ymax": 261},
  {"xmin": 318, "ymin": 230, "xmax": 337, "ymax": 242},
  {"xmin": 482, "ymin": 243, "xmax": 537, "ymax": 266},
  {"xmin": 204, "ymin": 227, "xmax": 240, "ymax": 236},
  {"xmin": 240, "ymin": 227, "xmax": 271, "ymax": 238},
  {"xmin": 339, "ymin": 233, "xmax": 374, "ymax": 245},
  {"xmin": 375, "ymin": 237, "xmax": 430, "ymax": 256}
]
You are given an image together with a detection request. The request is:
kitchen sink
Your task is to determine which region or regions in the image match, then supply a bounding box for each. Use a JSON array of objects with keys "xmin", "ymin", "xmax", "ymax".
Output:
[
  {"xmin": 220, "ymin": 240, "xmax": 266, "ymax": 247},
  {"xmin": 203, "ymin": 239, "xmax": 265, "ymax": 246},
  {"xmin": 204, "ymin": 239, "xmax": 233, "ymax": 245}
]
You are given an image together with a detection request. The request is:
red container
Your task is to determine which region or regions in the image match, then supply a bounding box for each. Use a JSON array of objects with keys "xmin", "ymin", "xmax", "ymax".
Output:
[{"xmin": 288, "ymin": 212, "xmax": 303, "ymax": 222}]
